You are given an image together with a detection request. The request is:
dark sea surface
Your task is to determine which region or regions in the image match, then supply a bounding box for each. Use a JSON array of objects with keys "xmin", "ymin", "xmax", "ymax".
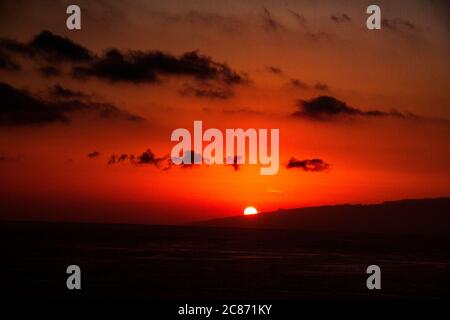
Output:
[{"xmin": 1, "ymin": 221, "xmax": 449, "ymax": 300}]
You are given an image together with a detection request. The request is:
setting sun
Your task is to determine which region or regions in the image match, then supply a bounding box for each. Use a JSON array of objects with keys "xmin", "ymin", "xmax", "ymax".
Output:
[{"xmin": 244, "ymin": 207, "xmax": 258, "ymax": 215}]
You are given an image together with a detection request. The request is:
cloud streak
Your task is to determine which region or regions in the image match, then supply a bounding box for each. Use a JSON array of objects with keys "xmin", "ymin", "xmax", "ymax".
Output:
[
  {"xmin": 0, "ymin": 82, "xmax": 68, "ymax": 125},
  {"xmin": 266, "ymin": 66, "xmax": 283, "ymax": 75},
  {"xmin": 179, "ymin": 85, "xmax": 234, "ymax": 100},
  {"xmin": 107, "ymin": 149, "xmax": 168, "ymax": 168},
  {"xmin": 50, "ymin": 84, "xmax": 90, "ymax": 99},
  {"xmin": 0, "ymin": 82, "xmax": 143, "ymax": 126},
  {"xmin": 87, "ymin": 151, "xmax": 100, "ymax": 158},
  {"xmin": 286, "ymin": 158, "xmax": 330, "ymax": 172},
  {"xmin": 73, "ymin": 49, "xmax": 246, "ymax": 85},
  {"xmin": 382, "ymin": 18, "xmax": 416, "ymax": 32},
  {"xmin": 314, "ymin": 82, "xmax": 329, "ymax": 91},
  {"xmin": 262, "ymin": 8, "xmax": 285, "ymax": 32},
  {"xmin": 0, "ymin": 30, "xmax": 93, "ymax": 63},
  {"xmin": 1, "ymin": 31, "xmax": 248, "ymax": 90},
  {"xmin": 290, "ymin": 79, "xmax": 309, "ymax": 89},
  {"xmin": 0, "ymin": 50, "xmax": 19, "ymax": 70},
  {"xmin": 288, "ymin": 9, "xmax": 307, "ymax": 28},
  {"xmin": 330, "ymin": 13, "xmax": 351, "ymax": 24},
  {"xmin": 292, "ymin": 95, "xmax": 419, "ymax": 121}
]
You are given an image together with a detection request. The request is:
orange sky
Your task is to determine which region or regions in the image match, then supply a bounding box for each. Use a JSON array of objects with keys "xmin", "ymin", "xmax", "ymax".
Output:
[{"xmin": 0, "ymin": 0, "xmax": 449, "ymax": 223}]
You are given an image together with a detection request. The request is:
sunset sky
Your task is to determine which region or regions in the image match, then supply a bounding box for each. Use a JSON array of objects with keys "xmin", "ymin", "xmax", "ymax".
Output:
[{"xmin": 0, "ymin": 0, "xmax": 449, "ymax": 224}]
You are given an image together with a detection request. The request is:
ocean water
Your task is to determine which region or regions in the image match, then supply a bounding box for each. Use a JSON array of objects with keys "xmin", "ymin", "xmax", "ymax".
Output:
[{"xmin": 1, "ymin": 221, "xmax": 449, "ymax": 300}]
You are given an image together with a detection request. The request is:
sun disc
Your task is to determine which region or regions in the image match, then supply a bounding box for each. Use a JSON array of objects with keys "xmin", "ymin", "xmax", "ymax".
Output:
[{"xmin": 244, "ymin": 206, "xmax": 258, "ymax": 215}]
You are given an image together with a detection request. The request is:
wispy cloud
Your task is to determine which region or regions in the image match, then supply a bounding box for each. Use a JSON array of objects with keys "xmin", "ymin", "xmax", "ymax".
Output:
[
  {"xmin": 288, "ymin": 9, "xmax": 307, "ymax": 28},
  {"xmin": 382, "ymin": 18, "xmax": 417, "ymax": 32},
  {"xmin": 262, "ymin": 8, "xmax": 286, "ymax": 32},
  {"xmin": 330, "ymin": 13, "xmax": 351, "ymax": 24},
  {"xmin": 179, "ymin": 84, "xmax": 234, "ymax": 100},
  {"xmin": 266, "ymin": 66, "xmax": 283, "ymax": 75}
]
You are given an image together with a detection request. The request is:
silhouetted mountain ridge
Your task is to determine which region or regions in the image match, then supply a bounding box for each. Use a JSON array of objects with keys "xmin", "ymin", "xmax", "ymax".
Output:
[{"xmin": 192, "ymin": 198, "xmax": 450, "ymax": 235}]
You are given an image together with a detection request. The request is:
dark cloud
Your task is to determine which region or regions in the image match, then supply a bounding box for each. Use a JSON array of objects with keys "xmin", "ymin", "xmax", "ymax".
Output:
[
  {"xmin": 179, "ymin": 85, "xmax": 233, "ymax": 100},
  {"xmin": 107, "ymin": 153, "xmax": 131, "ymax": 165},
  {"xmin": 0, "ymin": 31, "xmax": 248, "ymax": 85},
  {"xmin": 286, "ymin": 157, "xmax": 330, "ymax": 172},
  {"xmin": 1, "ymin": 31, "xmax": 248, "ymax": 88},
  {"xmin": 262, "ymin": 8, "xmax": 285, "ymax": 32},
  {"xmin": 293, "ymin": 95, "xmax": 368, "ymax": 120},
  {"xmin": 74, "ymin": 49, "xmax": 246, "ymax": 85},
  {"xmin": 39, "ymin": 65, "xmax": 61, "ymax": 77},
  {"xmin": 174, "ymin": 150, "xmax": 203, "ymax": 167},
  {"xmin": 73, "ymin": 49, "xmax": 157, "ymax": 84},
  {"xmin": 107, "ymin": 149, "xmax": 168, "ymax": 168},
  {"xmin": 107, "ymin": 154, "xmax": 117, "ymax": 165},
  {"xmin": 330, "ymin": 13, "xmax": 351, "ymax": 24},
  {"xmin": 288, "ymin": 9, "xmax": 307, "ymax": 28},
  {"xmin": 136, "ymin": 149, "xmax": 166, "ymax": 166},
  {"xmin": 174, "ymin": 152, "xmax": 241, "ymax": 171},
  {"xmin": 0, "ymin": 82, "xmax": 67, "ymax": 126},
  {"xmin": 292, "ymin": 95, "xmax": 418, "ymax": 121},
  {"xmin": 290, "ymin": 79, "xmax": 309, "ymax": 89},
  {"xmin": 0, "ymin": 30, "xmax": 93, "ymax": 63},
  {"xmin": 165, "ymin": 150, "xmax": 215, "ymax": 169},
  {"xmin": 266, "ymin": 66, "xmax": 283, "ymax": 75},
  {"xmin": 0, "ymin": 82, "xmax": 143, "ymax": 126},
  {"xmin": 0, "ymin": 50, "xmax": 20, "ymax": 70},
  {"xmin": 118, "ymin": 154, "xmax": 129, "ymax": 162},
  {"xmin": 30, "ymin": 31, "xmax": 93, "ymax": 63},
  {"xmin": 314, "ymin": 82, "xmax": 329, "ymax": 91},
  {"xmin": 106, "ymin": 149, "xmax": 241, "ymax": 172},
  {"xmin": 87, "ymin": 151, "xmax": 100, "ymax": 158},
  {"xmin": 0, "ymin": 38, "xmax": 30, "ymax": 56},
  {"xmin": 46, "ymin": 84, "xmax": 143, "ymax": 121},
  {"xmin": 50, "ymin": 84, "xmax": 89, "ymax": 99},
  {"xmin": 54, "ymin": 99, "xmax": 144, "ymax": 122},
  {"xmin": 382, "ymin": 18, "xmax": 416, "ymax": 32}
]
